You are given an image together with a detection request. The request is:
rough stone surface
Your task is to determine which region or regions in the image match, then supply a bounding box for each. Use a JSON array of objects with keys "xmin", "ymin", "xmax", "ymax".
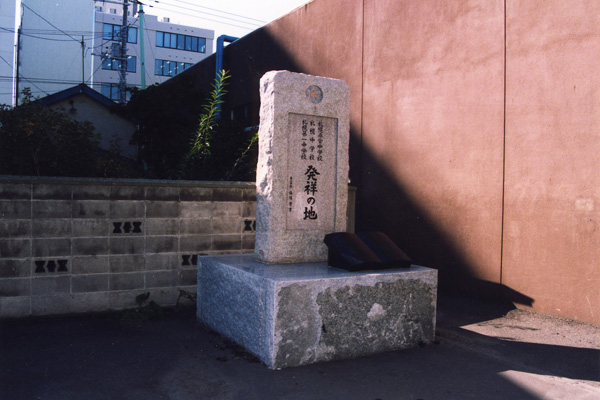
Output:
[
  {"xmin": 255, "ymin": 71, "xmax": 350, "ymax": 263},
  {"xmin": 198, "ymin": 255, "xmax": 270, "ymax": 358},
  {"xmin": 197, "ymin": 254, "xmax": 437, "ymax": 369},
  {"xmin": 312, "ymin": 280, "xmax": 435, "ymax": 362}
]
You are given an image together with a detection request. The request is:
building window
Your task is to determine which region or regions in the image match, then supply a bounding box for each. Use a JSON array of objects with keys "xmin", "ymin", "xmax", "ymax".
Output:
[
  {"xmin": 103, "ymin": 23, "xmax": 137, "ymax": 43},
  {"xmin": 101, "ymin": 83, "xmax": 132, "ymax": 102},
  {"xmin": 102, "ymin": 55, "xmax": 136, "ymax": 73},
  {"xmin": 101, "ymin": 83, "xmax": 119, "ymax": 101},
  {"xmin": 154, "ymin": 59, "xmax": 192, "ymax": 76},
  {"xmin": 155, "ymin": 31, "xmax": 206, "ymax": 53}
]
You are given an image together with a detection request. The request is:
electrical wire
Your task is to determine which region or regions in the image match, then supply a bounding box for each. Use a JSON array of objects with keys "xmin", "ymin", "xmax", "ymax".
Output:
[
  {"xmin": 64, "ymin": 49, "xmax": 83, "ymax": 81},
  {"xmin": 15, "ymin": 76, "xmax": 51, "ymax": 98},
  {"xmin": 0, "ymin": 27, "xmax": 105, "ymax": 42},
  {"xmin": 91, "ymin": 16, "xmax": 139, "ymax": 56},
  {"xmin": 5, "ymin": 2, "xmax": 222, "ymax": 101},
  {"xmin": 0, "ymin": 55, "xmax": 14, "ymax": 71},
  {"xmin": 151, "ymin": 1, "xmax": 263, "ymax": 27},
  {"xmin": 168, "ymin": 0, "xmax": 266, "ymax": 23},
  {"xmin": 86, "ymin": 57, "xmax": 107, "ymax": 85},
  {"xmin": 128, "ymin": 41, "xmax": 153, "ymax": 86},
  {"xmin": 13, "ymin": 77, "xmax": 85, "ymax": 85},
  {"xmin": 21, "ymin": 3, "xmax": 82, "ymax": 43},
  {"xmin": 143, "ymin": 2, "xmax": 259, "ymax": 31},
  {"xmin": 143, "ymin": 22, "xmax": 158, "ymax": 80},
  {"xmin": 10, "ymin": 28, "xmax": 98, "ymax": 36}
]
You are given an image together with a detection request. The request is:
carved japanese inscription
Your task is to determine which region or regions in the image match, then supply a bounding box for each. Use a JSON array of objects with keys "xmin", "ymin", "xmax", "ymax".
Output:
[{"xmin": 286, "ymin": 113, "xmax": 338, "ymax": 230}]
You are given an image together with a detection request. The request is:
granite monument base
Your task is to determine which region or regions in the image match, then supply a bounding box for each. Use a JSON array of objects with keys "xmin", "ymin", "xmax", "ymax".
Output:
[{"xmin": 197, "ymin": 254, "xmax": 437, "ymax": 369}]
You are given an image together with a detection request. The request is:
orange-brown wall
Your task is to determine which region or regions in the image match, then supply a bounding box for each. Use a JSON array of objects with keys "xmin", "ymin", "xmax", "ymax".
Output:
[
  {"xmin": 503, "ymin": 1, "xmax": 600, "ymax": 323},
  {"xmin": 178, "ymin": 0, "xmax": 599, "ymax": 324},
  {"xmin": 359, "ymin": 1, "xmax": 505, "ymax": 288}
]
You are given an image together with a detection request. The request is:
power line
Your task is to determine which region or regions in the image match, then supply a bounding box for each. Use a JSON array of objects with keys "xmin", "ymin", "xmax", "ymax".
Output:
[
  {"xmin": 13, "ymin": 77, "xmax": 85, "ymax": 85},
  {"xmin": 10, "ymin": 28, "xmax": 98, "ymax": 36},
  {"xmin": 15, "ymin": 76, "xmax": 51, "ymax": 97},
  {"xmin": 0, "ymin": 55, "xmax": 14, "ymax": 71},
  {"xmin": 21, "ymin": 3, "xmax": 82, "ymax": 43},
  {"xmin": 1, "ymin": 27, "xmax": 106, "ymax": 43},
  {"xmin": 128, "ymin": 40, "xmax": 153, "ymax": 86},
  {"xmin": 86, "ymin": 57, "xmax": 107, "ymax": 86},
  {"xmin": 144, "ymin": 3, "xmax": 260, "ymax": 31},
  {"xmin": 153, "ymin": 0, "xmax": 264, "ymax": 26},
  {"xmin": 168, "ymin": 0, "xmax": 266, "ymax": 23},
  {"xmin": 64, "ymin": 48, "xmax": 83, "ymax": 79},
  {"xmin": 0, "ymin": 28, "xmax": 78, "ymax": 42}
]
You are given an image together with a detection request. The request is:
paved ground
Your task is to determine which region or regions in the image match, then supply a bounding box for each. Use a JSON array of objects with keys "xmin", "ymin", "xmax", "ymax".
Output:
[{"xmin": 1, "ymin": 290, "xmax": 599, "ymax": 400}]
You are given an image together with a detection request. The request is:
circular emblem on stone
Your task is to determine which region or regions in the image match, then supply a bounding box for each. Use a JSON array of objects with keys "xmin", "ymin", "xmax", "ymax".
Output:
[{"xmin": 306, "ymin": 85, "xmax": 323, "ymax": 104}]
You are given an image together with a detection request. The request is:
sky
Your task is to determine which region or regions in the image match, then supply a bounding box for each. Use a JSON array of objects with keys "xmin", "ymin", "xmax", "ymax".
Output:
[{"xmin": 141, "ymin": 0, "xmax": 311, "ymax": 46}]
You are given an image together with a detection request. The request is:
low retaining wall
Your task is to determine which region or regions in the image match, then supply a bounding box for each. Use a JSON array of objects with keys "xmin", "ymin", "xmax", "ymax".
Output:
[{"xmin": 0, "ymin": 176, "xmax": 355, "ymax": 318}]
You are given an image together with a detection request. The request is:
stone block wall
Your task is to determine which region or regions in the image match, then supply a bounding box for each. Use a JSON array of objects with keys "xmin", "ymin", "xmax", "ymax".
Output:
[
  {"xmin": 0, "ymin": 177, "xmax": 259, "ymax": 318},
  {"xmin": 0, "ymin": 176, "xmax": 356, "ymax": 318}
]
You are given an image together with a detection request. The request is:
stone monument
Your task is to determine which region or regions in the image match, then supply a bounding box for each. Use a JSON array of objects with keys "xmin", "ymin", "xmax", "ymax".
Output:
[
  {"xmin": 255, "ymin": 70, "xmax": 350, "ymax": 263},
  {"xmin": 197, "ymin": 71, "xmax": 437, "ymax": 369}
]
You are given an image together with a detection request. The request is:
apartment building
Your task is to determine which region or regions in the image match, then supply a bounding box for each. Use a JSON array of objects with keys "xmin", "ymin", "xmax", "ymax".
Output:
[
  {"xmin": 1, "ymin": 0, "xmax": 213, "ymax": 106},
  {"xmin": 92, "ymin": 2, "xmax": 214, "ymax": 102}
]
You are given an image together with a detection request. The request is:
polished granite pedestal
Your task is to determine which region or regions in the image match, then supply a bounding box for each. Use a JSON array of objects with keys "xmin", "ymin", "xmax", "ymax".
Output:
[{"xmin": 197, "ymin": 254, "xmax": 437, "ymax": 369}]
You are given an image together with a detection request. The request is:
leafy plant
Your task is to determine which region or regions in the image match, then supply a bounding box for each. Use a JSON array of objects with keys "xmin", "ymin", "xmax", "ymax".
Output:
[
  {"xmin": 100, "ymin": 134, "xmax": 140, "ymax": 179},
  {"xmin": 125, "ymin": 76, "xmax": 208, "ymax": 179},
  {"xmin": 178, "ymin": 69, "xmax": 258, "ymax": 181},
  {"xmin": 0, "ymin": 89, "xmax": 100, "ymax": 177},
  {"xmin": 125, "ymin": 70, "xmax": 258, "ymax": 182},
  {"xmin": 188, "ymin": 69, "xmax": 230, "ymax": 159},
  {"xmin": 0, "ymin": 88, "xmax": 139, "ymax": 178},
  {"xmin": 226, "ymin": 127, "xmax": 259, "ymax": 180}
]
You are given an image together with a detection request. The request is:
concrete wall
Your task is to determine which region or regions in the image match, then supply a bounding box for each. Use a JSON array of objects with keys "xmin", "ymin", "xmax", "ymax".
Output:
[
  {"xmin": 0, "ymin": 176, "xmax": 356, "ymax": 318},
  {"xmin": 170, "ymin": 0, "xmax": 599, "ymax": 324},
  {"xmin": 502, "ymin": 1, "xmax": 600, "ymax": 322},
  {"xmin": 0, "ymin": 177, "xmax": 256, "ymax": 318},
  {"xmin": 360, "ymin": 1, "xmax": 505, "ymax": 287}
]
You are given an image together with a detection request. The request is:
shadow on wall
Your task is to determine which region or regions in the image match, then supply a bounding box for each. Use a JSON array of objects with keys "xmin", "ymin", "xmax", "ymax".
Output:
[
  {"xmin": 170, "ymin": 18, "xmax": 533, "ymax": 308},
  {"xmin": 355, "ymin": 131, "xmax": 533, "ymax": 307}
]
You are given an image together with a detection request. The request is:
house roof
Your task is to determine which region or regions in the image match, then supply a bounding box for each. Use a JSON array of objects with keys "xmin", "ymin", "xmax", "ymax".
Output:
[{"xmin": 36, "ymin": 84, "xmax": 117, "ymax": 109}]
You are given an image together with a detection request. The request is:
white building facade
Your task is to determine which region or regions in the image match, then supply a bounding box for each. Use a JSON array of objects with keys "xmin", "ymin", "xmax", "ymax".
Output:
[
  {"xmin": 92, "ymin": 2, "xmax": 214, "ymax": 102},
  {"xmin": 9, "ymin": 0, "xmax": 96, "ymax": 106},
  {"xmin": 0, "ymin": 0, "xmax": 18, "ymax": 106},
  {"xmin": 0, "ymin": 0, "xmax": 213, "ymax": 106}
]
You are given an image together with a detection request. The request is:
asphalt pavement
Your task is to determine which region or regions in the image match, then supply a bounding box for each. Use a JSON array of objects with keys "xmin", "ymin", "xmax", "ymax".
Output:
[{"xmin": 1, "ymin": 290, "xmax": 599, "ymax": 400}]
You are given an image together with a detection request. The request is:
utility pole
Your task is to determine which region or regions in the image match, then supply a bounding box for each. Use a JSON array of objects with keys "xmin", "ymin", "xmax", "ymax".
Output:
[
  {"xmin": 118, "ymin": 0, "xmax": 129, "ymax": 104},
  {"xmin": 93, "ymin": 0, "xmax": 136, "ymax": 102},
  {"xmin": 14, "ymin": 27, "xmax": 21, "ymax": 106},
  {"xmin": 81, "ymin": 36, "xmax": 85, "ymax": 85},
  {"xmin": 139, "ymin": 3, "xmax": 146, "ymax": 89}
]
